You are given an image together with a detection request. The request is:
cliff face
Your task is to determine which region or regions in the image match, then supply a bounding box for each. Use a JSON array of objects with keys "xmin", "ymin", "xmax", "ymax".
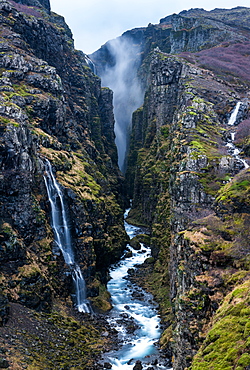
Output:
[
  {"xmin": 126, "ymin": 50, "xmax": 250, "ymax": 369},
  {"xmin": 120, "ymin": 8, "xmax": 250, "ymax": 370},
  {"xmin": 0, "ymin": 0, "xmax": 127, "ymax": 333}
]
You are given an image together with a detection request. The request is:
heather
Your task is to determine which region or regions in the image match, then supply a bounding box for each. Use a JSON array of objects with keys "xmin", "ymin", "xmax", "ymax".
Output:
[
  {"xmin": 9, "ymin": 0, "xmax": 41, "ymax": 17},
  {"xmin": 180, "ymin": 42, "xmax": 250, "ymax": 84}
]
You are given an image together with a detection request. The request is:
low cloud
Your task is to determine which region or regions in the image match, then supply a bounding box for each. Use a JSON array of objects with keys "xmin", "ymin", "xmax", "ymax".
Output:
[{"xmin": 100, "ymin": 36, "xmax": 144, "ymax": 172}]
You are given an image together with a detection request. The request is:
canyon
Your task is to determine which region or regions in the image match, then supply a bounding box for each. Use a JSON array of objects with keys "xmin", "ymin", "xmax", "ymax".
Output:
[{"xmin": 0, "ymin": 1, "xmax": 249, "ymax": 369}]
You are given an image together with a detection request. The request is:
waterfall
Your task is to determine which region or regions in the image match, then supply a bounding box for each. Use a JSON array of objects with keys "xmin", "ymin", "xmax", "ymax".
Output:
[
  {"xmin": 85, "ymin": 55, "xmax": 97, "ymax": 74},
  {"xmin": 43, "ymin": 159, "xmax": 91, "ymax": 313},
  {"xmin": 228, "ymin": 101, "xmax": 241, "ymax": 125},
  {"xmin": 226, "ymin": 102, "xmax": 249, "ymax": 169}
]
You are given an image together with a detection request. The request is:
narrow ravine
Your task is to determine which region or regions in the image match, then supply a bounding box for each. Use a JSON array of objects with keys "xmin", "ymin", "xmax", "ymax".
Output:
[{"xmin": 103, "ymin": 209, "xmax": 172, "ymax": 370}]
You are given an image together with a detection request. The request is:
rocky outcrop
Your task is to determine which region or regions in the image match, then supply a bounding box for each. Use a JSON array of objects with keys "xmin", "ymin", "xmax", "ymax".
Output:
[{"xmin": 0, "ymin": 0, "xmax": 127, "ymax": 323}]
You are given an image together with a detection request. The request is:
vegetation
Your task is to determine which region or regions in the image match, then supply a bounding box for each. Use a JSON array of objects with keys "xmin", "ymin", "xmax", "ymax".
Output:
[{"xmin": 191, "ymin": 280, "xmax": 250, "ymax": 370}]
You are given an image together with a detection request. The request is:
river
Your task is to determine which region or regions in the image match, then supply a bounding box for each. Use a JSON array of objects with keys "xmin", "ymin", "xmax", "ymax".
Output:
[{"xmin": 103, "ymin": 209, "xmax": 172, "ymax": 370}]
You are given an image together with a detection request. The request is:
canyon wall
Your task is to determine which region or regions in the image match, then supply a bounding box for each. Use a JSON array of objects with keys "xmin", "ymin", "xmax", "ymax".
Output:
[
  {"xmin": 0, "ymin": 0, "xmax": 128, "ymax": 367},
  {"xmin": 123, "ymin": 10, "xmax": 250, "ymax": 370}
]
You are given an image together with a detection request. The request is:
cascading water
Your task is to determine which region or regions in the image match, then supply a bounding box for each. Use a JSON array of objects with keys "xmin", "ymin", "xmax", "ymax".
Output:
[
  {"xmin": 227, "ymin": 101, "xmax": 242, "ymax": 126},
  {"xmin": 85, "ymin": 55, "xmax": 97, "ymax": 75},
  {"xmin": 43, "ymin": 159, "xmax": 91, "ymax": 313},
  {"xmin": 103, "ymin": 209, "xmax": 172, "ymax": 370},
  {"xmin": 226, "ymin": 102, "xmax": 249, "ymax": 169}
]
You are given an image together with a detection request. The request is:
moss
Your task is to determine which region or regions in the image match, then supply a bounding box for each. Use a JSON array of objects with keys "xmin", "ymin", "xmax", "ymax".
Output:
[
  {"xmin": 0, "ymin": 222, "xmax": 14, "ymax": 236},
  {"xmin": 89, "ymin": 284, "xmax": 112, "ymax": 312},
  {"xmin": 190, "ymin": 280, "xmax": 250, "ymax": 370},
  {"xmin": 41, "ymin": 148, "xmax": 102, "ymax": 201},
  {"xmin": 160, "ymin": 325, "xmax": 173, "ymax": 348},
  {"xmin": 4, "ymin": 306, "xmax": 108, "ymax": 369},
  {"xmin": 216, "ymin": 169, "xmax": 250, "ymax": 209},
  {"xmin": 0, "ymin": 115, "xmax": 19, "ymax": 127}
]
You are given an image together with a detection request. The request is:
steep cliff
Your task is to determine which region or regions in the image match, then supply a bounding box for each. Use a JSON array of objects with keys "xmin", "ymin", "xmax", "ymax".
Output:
[
  {"xmin": 92, "ymin": 7, "xmax": 250, "ymax": 370},
  {"xmin": 0, "ymin": 0, "xmax": 128, "ymax": 367},
  {"xmin": 124, "ymin": 14, "xmax": 250, "ymax": 370}
]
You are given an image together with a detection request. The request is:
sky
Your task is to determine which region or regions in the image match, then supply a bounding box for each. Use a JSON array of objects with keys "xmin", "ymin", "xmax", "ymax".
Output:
[{"xmin": 50, "ymin": 0, "xmax": 250, "ymax": 54}]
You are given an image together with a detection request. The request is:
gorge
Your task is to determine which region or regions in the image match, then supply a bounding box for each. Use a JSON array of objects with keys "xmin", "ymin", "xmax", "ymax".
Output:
[{"xmin": 0, "ymin": 1, "xmax": 250, "ymax": 370}]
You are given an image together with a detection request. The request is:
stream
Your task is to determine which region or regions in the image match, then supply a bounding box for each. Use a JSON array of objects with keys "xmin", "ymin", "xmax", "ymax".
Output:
[{"xmin": 103, "ymin": 209, "xmax": 172, "ymax": 370}]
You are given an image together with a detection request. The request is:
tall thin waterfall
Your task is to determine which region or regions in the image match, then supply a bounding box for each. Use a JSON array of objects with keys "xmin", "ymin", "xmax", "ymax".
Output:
[{"xmin": 43, "ymin": 159, "xmax": 91, "ymax": 313}]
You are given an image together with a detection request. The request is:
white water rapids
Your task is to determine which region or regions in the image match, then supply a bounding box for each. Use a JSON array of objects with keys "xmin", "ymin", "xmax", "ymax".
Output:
[{"xmin": 104, "ymin": 209, "xmax": 172, "ymax": 370}]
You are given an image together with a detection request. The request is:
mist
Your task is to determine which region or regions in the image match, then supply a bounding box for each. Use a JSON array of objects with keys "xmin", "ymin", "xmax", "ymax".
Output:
[{"xmin": 100, "ymin": 37, "xmax": 144, "ymax": 173}]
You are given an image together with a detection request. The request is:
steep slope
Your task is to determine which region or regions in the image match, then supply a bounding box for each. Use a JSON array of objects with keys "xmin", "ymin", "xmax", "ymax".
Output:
[
  {"xmin": 127, "ymin": 50, "xmax": 250, "ymax": 370},
  {"xmin": 0, "ymin": 0, "xmax": 127, "ymax": 367},
  {"xmin": 92, "ymin": 6, "xmax": 250, "ymax": 370}
]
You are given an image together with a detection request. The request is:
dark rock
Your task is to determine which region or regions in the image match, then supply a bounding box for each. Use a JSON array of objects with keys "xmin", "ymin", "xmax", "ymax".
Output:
[
  {"xmin": 129, "ymin": 236, "xmax": 141, "ymax": 250},
  {"xmin": 103, "ymin": 362, "xmax": 112, "ymax": 369},
  {"xmin": 133, "ymin": 360, "xmax": 143, "ymax": 370},
  {"xmin": 0, "ymin": 291, "xmax": 9, "ymax": 326},
  {"xmin": 0, "ymin": 358, "xmax": 9, "ymax": 368}
]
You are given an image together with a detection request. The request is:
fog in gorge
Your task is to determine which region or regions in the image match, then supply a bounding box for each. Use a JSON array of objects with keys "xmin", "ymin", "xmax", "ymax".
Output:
[{"xmin": 98, "ymin": 37, "xmax": 144, "ymax": 172}]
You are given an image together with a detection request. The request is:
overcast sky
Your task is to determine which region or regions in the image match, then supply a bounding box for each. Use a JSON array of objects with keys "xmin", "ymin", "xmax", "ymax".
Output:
[{"xmin": 50, "ymin": 0, "xmax": 249, "ymax": 54}]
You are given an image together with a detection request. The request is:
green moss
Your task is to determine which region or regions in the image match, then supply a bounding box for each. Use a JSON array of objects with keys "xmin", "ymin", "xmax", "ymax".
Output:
[
  {"xmin": 0, "ymin": 115, "xmax": 19, "ymax": 127},
  {"xmin": 0, "ymin": 222, "xmax": 14, "ymax": 235},
  {"xmin": 89, "ymin": 284, "xmax": 112, "ymax": 312},
  {"xmin": 190, "ymin": 280, "xmax": 250, "ymax": 370},
  {"xmin": 8, "ymin": 307, "xmax": 107, "ymax": 369},
  {"xmin": 161, "ymin": 125, "xmax": 169, "ymax": 138},
  {"xmin": 216, "ymin": 169, "xmax": 250, "ymax": 208}
]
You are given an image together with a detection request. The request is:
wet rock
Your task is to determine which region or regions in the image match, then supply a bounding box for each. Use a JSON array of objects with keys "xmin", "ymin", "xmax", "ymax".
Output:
[
  {"xmin": 123, "ymin": 250, "xmax": 133, "ymax": 259},
  {"xmin": 120, "ymin": 313, "xmax": 129, "ymax": 318},
  {"xmin": 133, "ymin": 360, "xmax": 143, "ymax": 370},
  {"xmin": 129, "ymin": 236, "xmax": 141, "ymax": 250},
  {"xmin": 103, "ymin": 362, "xmax": 112, "ymax": 369}
]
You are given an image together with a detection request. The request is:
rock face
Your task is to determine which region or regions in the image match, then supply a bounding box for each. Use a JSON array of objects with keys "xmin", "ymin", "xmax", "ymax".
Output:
[
  {"xmin": 0, "ymin": 0, "xmax": 127, "ymax": 323},
  {"xmin": 0, "ymin": 2, "xmax": 250, "ymax": 370},
  {"xmin": 126, "ymin": 50, "xmax": 250, "ymax": 369},
  {"xmin": 92, "ymin": 6, "xmax": 250, "ymax": 370}
]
